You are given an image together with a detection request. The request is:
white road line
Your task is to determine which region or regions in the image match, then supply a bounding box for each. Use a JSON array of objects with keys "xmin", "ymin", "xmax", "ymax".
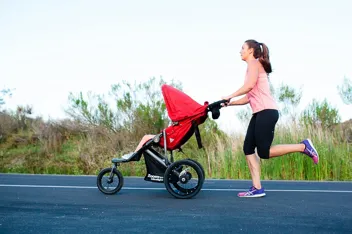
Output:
[
  {"xmin": 0, "ymin": 184, "xmax": 351, "ymax": 193},
  {"xmin": 1, "ymin": 174, "xmax": 352, "ymax": 183},
  {"xmin": 0, "ymin": 184, "xmax": 96, "ymax": 189}
]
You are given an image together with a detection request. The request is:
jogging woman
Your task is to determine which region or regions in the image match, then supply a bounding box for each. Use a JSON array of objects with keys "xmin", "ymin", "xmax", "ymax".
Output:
[{"xmin": 222, "ymin": 39, "xmax": 319, "ymax": 198}]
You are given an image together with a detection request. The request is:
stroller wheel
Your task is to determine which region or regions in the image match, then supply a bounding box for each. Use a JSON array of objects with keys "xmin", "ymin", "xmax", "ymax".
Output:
[
  {"xmin": 187, "ymin": 158, "xmax": 205, "ymax": 178},
  {"xmin": 97, "ymin": 168, "xmax": 124, "ymax": 195},
  {"xmin": 164, "ymin": 159, "xmax": 204, "ymax": 199}
]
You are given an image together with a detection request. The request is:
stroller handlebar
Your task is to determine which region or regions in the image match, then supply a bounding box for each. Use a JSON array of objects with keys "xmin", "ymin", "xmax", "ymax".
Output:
[
  {"xmin": 207, "ymin": 99, "xmax": 229, "ymax": 110},
  {"xmin": 206, "ymin": 99, "xmax": 229, "ymax": 120}
]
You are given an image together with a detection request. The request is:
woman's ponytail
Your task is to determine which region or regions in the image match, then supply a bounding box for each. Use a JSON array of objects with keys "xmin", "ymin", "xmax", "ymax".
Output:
[
  {"xmin": 245, "ymin": 40, "xmax": 272, "ymax": 74},
  {"xmin": 258, "ymin": 43, "xmax": 272, "ymax": 74}
]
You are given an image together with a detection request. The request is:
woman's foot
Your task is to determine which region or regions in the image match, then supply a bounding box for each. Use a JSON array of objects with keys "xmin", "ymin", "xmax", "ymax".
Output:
[
  {"xmin": 238, "ymin": 186, "xmax": 266, "ymax": 198},
  {"xmin": 300, "ymin": 139, "xmax": 319, "ymax": 164}
]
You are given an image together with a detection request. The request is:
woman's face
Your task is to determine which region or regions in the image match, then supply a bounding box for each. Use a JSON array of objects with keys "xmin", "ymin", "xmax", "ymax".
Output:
[{"xmin": 240, "ymin": 43, "xmax": 253, "ymax": 61}]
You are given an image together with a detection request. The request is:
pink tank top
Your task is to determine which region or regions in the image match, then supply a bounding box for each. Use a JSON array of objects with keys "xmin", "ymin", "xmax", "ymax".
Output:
[{"xmin": 245, "ymin": 72, "xmax": 278, "ymax": 113}]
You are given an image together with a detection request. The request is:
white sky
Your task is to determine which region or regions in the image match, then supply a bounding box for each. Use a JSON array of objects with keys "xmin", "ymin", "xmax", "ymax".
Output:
[{"xmin": 1, "ymin": 0, "xmax": 351, "ymax": 134}]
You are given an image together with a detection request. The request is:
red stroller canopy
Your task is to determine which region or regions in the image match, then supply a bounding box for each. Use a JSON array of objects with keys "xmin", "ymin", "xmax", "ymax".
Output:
[{"xmin": 161, "ymin": 84, "xmax": 207, "ymax": 122}]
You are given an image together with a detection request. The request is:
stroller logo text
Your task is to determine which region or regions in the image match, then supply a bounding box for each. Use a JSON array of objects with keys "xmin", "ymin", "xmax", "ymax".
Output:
[{"xmin": 147, "ymin": 174, "xmax": 163, "ymax": 182}]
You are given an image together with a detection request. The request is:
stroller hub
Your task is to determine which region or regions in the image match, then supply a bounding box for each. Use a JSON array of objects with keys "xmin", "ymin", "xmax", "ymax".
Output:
[{"xmin": 179, "ymin": 169, "xmax": 192, "ymax": 184}]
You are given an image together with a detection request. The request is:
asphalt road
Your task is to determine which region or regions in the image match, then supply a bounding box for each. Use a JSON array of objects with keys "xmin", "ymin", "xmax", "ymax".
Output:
[{"xmin": 0, "ymin": 173, "xmax": 351, "ymax": 234}]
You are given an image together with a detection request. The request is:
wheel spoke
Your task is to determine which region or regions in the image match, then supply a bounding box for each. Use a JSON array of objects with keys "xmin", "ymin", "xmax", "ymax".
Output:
[{"xmin": 97, "ymin": 168, "xmax": 124, "ymax": 195}]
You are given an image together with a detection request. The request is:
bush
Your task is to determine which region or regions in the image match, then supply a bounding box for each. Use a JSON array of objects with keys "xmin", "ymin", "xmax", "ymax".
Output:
[{"xmin": 300, "ymin": 99, "xmax": 341, "ymax": 130}]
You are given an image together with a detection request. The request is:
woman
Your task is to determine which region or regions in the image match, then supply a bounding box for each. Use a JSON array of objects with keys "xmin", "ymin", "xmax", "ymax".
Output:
[{"xmin": 222, "ymin": 39, "xmax": 319, "ymax": 198}]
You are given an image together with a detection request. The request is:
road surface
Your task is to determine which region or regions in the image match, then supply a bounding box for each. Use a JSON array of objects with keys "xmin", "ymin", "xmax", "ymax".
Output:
[{"xmin": 0, "ymin": 173, "xmax": 351, "ymax": 233}]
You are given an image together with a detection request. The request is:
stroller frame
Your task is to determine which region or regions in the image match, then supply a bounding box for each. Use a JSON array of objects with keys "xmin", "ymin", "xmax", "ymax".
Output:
[{"xmin": 96, "ymin": 99, "xmax": 227, "ymax": 199}]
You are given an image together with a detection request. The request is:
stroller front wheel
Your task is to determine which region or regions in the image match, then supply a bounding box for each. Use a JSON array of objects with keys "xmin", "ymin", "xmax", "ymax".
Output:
[
  {"xmin": 164, "ymin": 159, "xmax": 204, "ymax": 199},
  {"xmin": 97, "ymin": 167, "xmax": 124, "ymax": 195}
]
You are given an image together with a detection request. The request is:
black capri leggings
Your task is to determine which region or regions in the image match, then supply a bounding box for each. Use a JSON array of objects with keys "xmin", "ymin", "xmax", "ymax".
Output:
[{"xmin": 243, "ymin": 109, "xmax": 279, "ymax": 159}]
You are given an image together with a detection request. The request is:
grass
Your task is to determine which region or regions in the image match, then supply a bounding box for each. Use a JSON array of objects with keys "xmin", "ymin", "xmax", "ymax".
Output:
[
  {"xmin": 0, "ymin": 122, "xmax": 351, "ymax": 181},
  {"xmin": 182, "ymin": 124, "xmax": 352, "ymax": 181},
  {"xmin": 0, "ymin": 139, "xmax": 83, "ymax": 175}
]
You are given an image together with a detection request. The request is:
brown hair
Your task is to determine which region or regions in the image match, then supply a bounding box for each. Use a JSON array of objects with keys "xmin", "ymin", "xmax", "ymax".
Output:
[{"xmin": 245, "ymin": 39, "xmax": 272, "ymax": 74}]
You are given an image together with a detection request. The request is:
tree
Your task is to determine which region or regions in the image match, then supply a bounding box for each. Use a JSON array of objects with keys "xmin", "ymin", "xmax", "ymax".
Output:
[
  {"xmin": 337, "ymin": 77, "xmax": 352, "ymax": 105},
  {"xmin": 16, "ymin": 105, "xmax": 33, "ymax": 130},
  {"xmin": 236, "ymin": 106, "xmax": 252, "ymax": 129},
  {"xmin": 66, "ymin": 77, "xmax": 182, "ymax": 136},
  {"xmin": 276, "ymin": 83, "xmax": 302, "ymax": 123},
  {"xmin": 234, "ymin": 83, "xmax": 303, "ymax": 127},
  {"xmin": 0, "ymin": 88, "xmax": 13, "ymax": 110},
  {"xmin": 300, "ymin": 99, "xmax": 341, "ymax": 130}
]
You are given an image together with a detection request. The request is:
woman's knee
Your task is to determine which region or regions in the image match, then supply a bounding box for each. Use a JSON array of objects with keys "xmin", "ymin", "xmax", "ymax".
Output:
[
  {"xmin": 256, "ymin": 146, "xmax": 270, "ymax": 159},
  {"xmin": 243, "ymin": 140, "xmax": 255, "ymax": 156}
]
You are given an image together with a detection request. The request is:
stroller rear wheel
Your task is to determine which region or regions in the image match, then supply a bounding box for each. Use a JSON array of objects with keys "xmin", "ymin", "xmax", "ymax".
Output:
[
  {"xmin": 97, "ymin": 167, "xmax": 124, "ymax": 195},
  {"xmin": 164, "ymin": 159, "xmax": 204, "ymax": 199},
  {"xmin": 187, "ymin": 158, "xmax": 205, "ymax": 178},
  {"xmin": 172, "ymin": 159, "xmax": 205, "ymax": 193}
]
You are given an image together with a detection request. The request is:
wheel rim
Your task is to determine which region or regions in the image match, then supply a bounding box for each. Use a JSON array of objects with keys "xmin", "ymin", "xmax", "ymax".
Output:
[
  {"xmin": 101, "ymin": 171, "xmax": 120, "ymax": 192},
  {"xmin": 167, "ymin": 163, "xmax": 201, "ymax": 196}
]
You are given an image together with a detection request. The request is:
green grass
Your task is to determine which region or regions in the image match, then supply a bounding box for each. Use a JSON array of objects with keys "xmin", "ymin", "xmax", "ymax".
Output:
[
  {"xmin": 1, "ymin": 124, "xmax": 351, "ymax": 181},
  {"xmin": 183, "ymin": 124, "xmax": 352, "ymax": 181},
  {"xmin": 0, "ymin": 140, "xmax": 83, "ymax": 175}
]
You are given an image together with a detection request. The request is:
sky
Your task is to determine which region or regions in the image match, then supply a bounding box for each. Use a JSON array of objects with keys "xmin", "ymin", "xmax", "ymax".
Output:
[{"xmin": 1, "ymin": 0, "xmax": 352, "ymax": 134}]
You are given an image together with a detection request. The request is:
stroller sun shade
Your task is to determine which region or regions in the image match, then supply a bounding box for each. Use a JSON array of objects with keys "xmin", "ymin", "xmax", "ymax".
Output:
[{"xmin": 161, "ymin": 84, "xmax": 207, "ymax": 122}]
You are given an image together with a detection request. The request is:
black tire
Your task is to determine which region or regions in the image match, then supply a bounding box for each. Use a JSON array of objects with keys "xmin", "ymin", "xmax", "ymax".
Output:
[
  {"xmin": 172, "ymin": 159, "xmax": 205, "ymax": 193},
  {"xmin": 97, "ymin": 167, "xmax": 124, "ymax": 195},
  {"xmin": 164, "ymin": 159, "xmax": 204, "ymax": 199},
  {"xmin": 187, "ymin": 158, "xmax": 205, "ymax": 179}
]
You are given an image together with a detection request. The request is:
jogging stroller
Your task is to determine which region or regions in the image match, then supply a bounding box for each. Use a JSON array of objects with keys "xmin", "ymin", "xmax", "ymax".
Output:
[{"xmin": 97, "ymin": 84, "xmax": 227, "ymax": 199}]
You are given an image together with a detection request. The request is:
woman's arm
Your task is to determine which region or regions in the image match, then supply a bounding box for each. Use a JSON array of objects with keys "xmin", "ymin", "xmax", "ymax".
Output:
[
  {"xmin": 222, "ymin": 61, "xmax": 259, "ymax": 100},
  {"xmin": 228, "ymin": 95, "xmax": 249, "ymax": 106}
]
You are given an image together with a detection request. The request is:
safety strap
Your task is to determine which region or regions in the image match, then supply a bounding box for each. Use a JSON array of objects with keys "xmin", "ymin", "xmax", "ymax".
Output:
[
  {"xmin": 194, "ymin": 123, "xmax": 203, "ymax": 149},
  {"xmin": 163, "ymin": 129, "xmax": 167, "ymax": 156}
]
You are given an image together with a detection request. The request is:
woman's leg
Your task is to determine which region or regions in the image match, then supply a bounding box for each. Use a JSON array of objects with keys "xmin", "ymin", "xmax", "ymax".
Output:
[
  {"xmin": 269, "ymin": 140, "xmax": 319, "ymax": 164},
  {"xmin": 239, "ymin": 114, "xmax": 266, "ymax": 196},
  {"xmin": 238, "ymin": 153, "xmax": 265, "ymax": 197},
  {"xmin": 246, "ymin": 153, "xmax": 262, "ymax": 189},
  {"xmin": 269, "ymin": 144, "xmax": 305, "ymax": 158},
  {"xmin": 243, "ymin": 114, "xmax": 257, "ymax": 180},
  {"xmin": 248, "ymin": 110, "xmax": 278, "ymax": 191},
  {"xmin": 247, "ymin": 144, "xmax": 305, "ymax": 190}
]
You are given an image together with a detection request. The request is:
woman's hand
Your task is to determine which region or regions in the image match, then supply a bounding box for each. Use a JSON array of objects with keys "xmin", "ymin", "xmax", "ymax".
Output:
[
  {"xmin": 221, "ymin": 96, "xmax": 231, "ymax": 107},
  {"xmin": 221, "ymin": 96, "xmax": 232, "ymax": 102}
]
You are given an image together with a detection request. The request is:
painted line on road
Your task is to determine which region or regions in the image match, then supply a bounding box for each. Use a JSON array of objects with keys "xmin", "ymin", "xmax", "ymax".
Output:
[
  {"xmin": 202, "ymin": 188, "xmax": 352, "ymax": 193},
  {"xmin": 0, "ymin": 184, "xmax": 352, "ymax": 193},
  {"xmin": 2, "ymin": 174, "xmax": 352, "ymax": 183},
  {"xmin": 0, "ymin": 184, "xmax": 98, "ymax": 189}
]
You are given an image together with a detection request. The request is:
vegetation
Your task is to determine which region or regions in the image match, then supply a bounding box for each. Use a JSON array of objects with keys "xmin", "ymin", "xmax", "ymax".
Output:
[
  {"xmin": 0, "ymin": 77, "xmax": 351, "ymax": 180},
  {"xmin": 338, "ymin": 77, "xmax": 352, "ymax": 105}
]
